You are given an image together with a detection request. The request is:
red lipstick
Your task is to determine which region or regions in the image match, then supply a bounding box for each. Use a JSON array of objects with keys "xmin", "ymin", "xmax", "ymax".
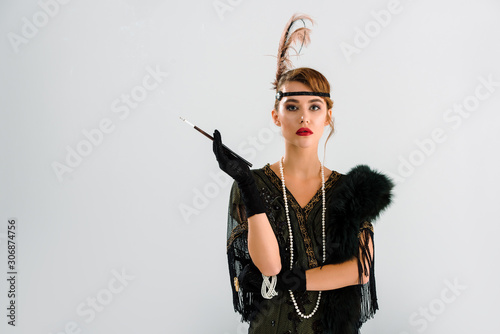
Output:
[{"xmin": 296, "ymin": 127, "xmax": 313, "ymax": 136}]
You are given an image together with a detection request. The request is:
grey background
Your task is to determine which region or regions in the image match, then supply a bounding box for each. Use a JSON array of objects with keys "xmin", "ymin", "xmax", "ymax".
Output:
[{"xmin": 1, "ymin": 0, "xmax": 499, "ymax": 333}]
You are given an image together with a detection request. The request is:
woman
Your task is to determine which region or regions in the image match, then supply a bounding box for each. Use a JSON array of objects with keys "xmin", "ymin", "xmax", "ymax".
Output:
[{"xmin": 213, "ymin": 14, "xmax": 394, "ymax": 334}]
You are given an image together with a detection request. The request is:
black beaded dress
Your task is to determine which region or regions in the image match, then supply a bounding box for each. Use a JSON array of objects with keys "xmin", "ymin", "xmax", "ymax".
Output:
[{"xmin": 226, "ymin": 163, "xmax": 381, "ymax": 334}]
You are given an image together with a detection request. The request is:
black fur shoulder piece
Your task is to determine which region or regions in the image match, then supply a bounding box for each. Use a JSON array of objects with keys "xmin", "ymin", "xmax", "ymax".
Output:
[
  {"xmin": 341, "ymin": 164, "xmax": 394, "ymax": 223},
  {"xmin": 325, "ymin": 164, "xmax": 394, "ymax": 264}
]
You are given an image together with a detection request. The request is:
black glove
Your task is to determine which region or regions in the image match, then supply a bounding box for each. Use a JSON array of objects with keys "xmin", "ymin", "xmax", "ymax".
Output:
[
  {"xmin": 238, "ymin": 263, "xmax": 263, "ymax": 293},
  {"xmin": 276, "ymin": 268, "xmax": 306, "ymax": 292},
  {"xmin": 212, "ymin": 129, "xmax": 266, "ymax": 218},
  {"xmin": 238, "ymin": 263, "xmax": 306, "ymax": 293}
]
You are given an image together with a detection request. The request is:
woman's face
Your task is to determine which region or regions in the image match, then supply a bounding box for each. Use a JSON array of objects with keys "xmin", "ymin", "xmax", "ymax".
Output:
[{"xmin": 272, "ymin": 81, "xmax": 332, "ymax": 149}]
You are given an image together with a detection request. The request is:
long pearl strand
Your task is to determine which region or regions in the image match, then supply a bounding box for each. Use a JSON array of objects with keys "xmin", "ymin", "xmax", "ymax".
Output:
[{"xmin": 279, "ymin": 156, "xmax": 326, "ymax": 319}]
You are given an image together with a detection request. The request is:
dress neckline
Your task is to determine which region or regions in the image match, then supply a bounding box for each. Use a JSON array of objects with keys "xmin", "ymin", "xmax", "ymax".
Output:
[{"xmin": 262, "ymin": 163, "xmax": 340, "ymax": 211}]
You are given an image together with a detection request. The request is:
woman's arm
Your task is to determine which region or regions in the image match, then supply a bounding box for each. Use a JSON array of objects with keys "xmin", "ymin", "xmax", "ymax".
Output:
[
  {"xmin": 305, "ymin": 230, "xmax": 374, "ymax": 291},
  {"xmin": 212, "ymin": 131, "xmax": 281, "ymax": 276},
  {"xmin": 247, "ymin": 213, "xmax": 281, "ymax": 276}
]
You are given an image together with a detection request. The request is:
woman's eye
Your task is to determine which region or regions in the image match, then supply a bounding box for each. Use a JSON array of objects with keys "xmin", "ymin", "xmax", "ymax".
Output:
[
  {"xmin": 310, "ymin": 105, "xmax": 320, "ymax": 111},
  {"xmin": 286, "ymin": 105, "xmax": 298, "ymax": 111}
]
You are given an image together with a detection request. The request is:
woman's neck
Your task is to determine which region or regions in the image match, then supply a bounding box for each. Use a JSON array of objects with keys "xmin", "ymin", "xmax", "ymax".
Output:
[{"xmin": 281, "ymin": 145, "xmax": 322, "ymax": 180}]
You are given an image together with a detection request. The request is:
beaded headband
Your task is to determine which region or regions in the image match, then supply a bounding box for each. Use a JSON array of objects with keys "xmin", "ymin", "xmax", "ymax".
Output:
[{"xmin": 275, "ymin": 91, "xmax": 330, "ymax": 101}]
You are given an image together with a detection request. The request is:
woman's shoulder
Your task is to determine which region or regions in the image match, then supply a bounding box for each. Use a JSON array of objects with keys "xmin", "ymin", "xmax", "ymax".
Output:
[
  {"xmin": 248, "ymin": 163, "xmax": 275, "ymax": 186},
  {"xmin": 248, "ymin": 163, "xmax": 273, "ymax": 178}
]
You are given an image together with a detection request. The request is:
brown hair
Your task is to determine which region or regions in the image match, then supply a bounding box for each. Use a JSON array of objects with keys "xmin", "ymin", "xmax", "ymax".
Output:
[{"xmin": 274, "ymin": 67, "xmax": 335, "ymax": 145}]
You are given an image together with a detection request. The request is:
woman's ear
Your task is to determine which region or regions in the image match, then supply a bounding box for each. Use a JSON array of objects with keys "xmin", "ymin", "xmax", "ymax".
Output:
[
  {"xmin": 325, "ymin": 109, "xmax": 333, "ymax": 126},
  {"xmin": 272, "ymin": 109, "xmax": 281, "ymax": 126}
]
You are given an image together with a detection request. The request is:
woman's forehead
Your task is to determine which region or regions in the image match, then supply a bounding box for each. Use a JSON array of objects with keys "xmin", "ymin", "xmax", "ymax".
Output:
[{"xmin": 281, "ymin": 81, "xmax": 311, "ymax": 92}]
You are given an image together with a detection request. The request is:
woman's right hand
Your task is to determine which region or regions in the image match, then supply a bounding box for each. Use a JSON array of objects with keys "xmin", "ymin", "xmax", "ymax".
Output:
[
  {"xmin": 213, "ymin": 129, "xmax": 266, "ymax": 218},
  {"xmin": 212, "ymin": 129, "xmax": 253, "ymax": 186}
]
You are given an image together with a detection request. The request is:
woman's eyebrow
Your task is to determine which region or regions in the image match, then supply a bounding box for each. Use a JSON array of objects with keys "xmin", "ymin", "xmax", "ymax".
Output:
[{"xmin": 283, "ymin": 98, "xmax": 325, "ymax": 104}]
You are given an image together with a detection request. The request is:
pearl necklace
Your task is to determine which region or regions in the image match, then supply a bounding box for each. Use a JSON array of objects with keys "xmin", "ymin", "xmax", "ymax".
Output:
[{"xmin": 279, "ymin": 156, "xmax": 326, "ymax": 319}]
